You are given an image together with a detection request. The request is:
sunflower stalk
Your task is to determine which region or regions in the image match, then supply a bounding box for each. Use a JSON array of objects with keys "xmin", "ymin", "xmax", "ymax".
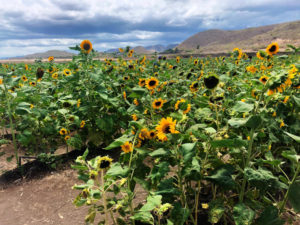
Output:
[
  {"xmin": 101, "ymin": 169, "xmax": 109, "ymax": 225},
  {"xmin": 3, "ymin": 79, "xmax": 19, "ymax": 167}
]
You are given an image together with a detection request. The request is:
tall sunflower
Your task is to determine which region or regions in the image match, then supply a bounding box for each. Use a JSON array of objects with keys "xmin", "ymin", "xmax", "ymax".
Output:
[
  {"xmin": 80, "ymin": 40, "xmax": 93, "ymax": 54},
  {"xmin": 97, "ymin": 156, "xmax": 113, "ymax": 170},
  {"xmin": 48, "ymin": 56, "xmax": 54, "ymax": 62},
  {"xmin": 259, "ymin": 75, "xmax": 269, "ymax": 85},
  {"xmin": 266, "ymin": 42, "xmax": 279, "ymax": 56},
  {"xmin": 146, "ymin": 77, "xmax": 159, "ymax": 90},
  {"xmin": 204, "ymin": 75, "xmax": 219, "ymax": 89},
  {"xmin": 121, "ymin": 141, "xmax": 133, "ymax": 153},
  {"xmin": 156, "ymin": 117, "xmax": 179, "ymax": 141},
  {"xmin": 152, "ymin": 98, "xmax": 166, "ymax": 109}
]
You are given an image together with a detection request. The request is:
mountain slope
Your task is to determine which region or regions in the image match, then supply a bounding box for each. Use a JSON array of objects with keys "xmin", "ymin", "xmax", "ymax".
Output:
[
  {"xmin": 15, "ymin": 50, "xmax": 75, "ymax": 59},
  {"xmin": 177, "ymin": 20, "xmax": 300, "ymax": 53}
]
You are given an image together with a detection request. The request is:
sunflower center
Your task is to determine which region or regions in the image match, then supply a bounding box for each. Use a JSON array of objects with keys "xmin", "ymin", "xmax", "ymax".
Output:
[
  {"xmin": 155, "ymin": 101, "xmax": 162, "ymax": 106},
  {"xmin": 163, "ymin": 125, "xmax": 171, "ymax": 133},
  {"xmin": 193, "ymin": 83, "xmax": 199, "ymax": 88},
  {"xmin": 100, "ymin": 160, "xmax": 110, "ymax": 169},
  {"xmin": 269, "ymin": 45, "xmax": 276, "ymax": 52},
  {"xmin": 83, "ymin": 43, "xmax": 91, "ymax": 51},
  {"xmin": 149, "ymin": 80, "xmax": 156, "ymax": 86},
  {"xmin": 262, "ymin": 78, "xmax": 267, "ymax": 82}
]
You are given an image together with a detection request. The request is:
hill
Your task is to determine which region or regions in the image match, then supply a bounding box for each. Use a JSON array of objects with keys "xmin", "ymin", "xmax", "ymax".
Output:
[
  {"xmin": 176, "ymin": 20, "xmax": 300, "ymax": 53},
  {"xmin": 12, "ymin": 50, "xmax": 75, "ymax": 59}
]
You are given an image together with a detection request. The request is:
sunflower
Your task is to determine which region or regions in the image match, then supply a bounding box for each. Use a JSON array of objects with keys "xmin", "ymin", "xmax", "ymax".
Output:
[
  {"xmin": 97, "ymin": 156, "xmax": 113, "ymax": 170},
  {"xmin": 189, "ymin": 81, "xmax": 199, "ymax": 92},
  {"xmin": 89, "ymin": 170, "xmax": 98, "ymax": 180},
  {"xmin": 194, "ymin": 59, "xmax": 198, "ymax": 65},
  {"xmin": 21, "ymin": 75, "xmax": 27, "ymax": 81},
  {"xmin": 176, "ymin": 56, "xmax": 180, "ymax": 63},
  {"xmin": 152, "ymin": 98, "xmax": 166, "ymax": 109},
  {"xmin": 29, "ymin": 81, "xmax": 36, "ymax": 87},
  {"xmin": 135, "ymin": 139, "xmax": 143, "ymax": 148},
  {"xmin": 52, "ymin": 72, "xmax": 58, "ymax": 79},
  {"xmin": 246, "ymin": 66, "xmax": 257, "ymax": 73},
  {"xmin": 65, "ymin": 135, "xmax": 71, "ymax": 141},
  {"xmin": 233, "ymin": 48, "xmax": 242, "ymax": 59},
  {"xmin": 80, "ymin": 120, "xmax": 86, "ymax": 128},
  {"xmin": 123, "ymin": 76, "xmax": 130, "ymax": 81},
  {"xmin": 0, "ymin": 78, "xmax": 2, "ymax": 85},
  {"xmin": 256, "ymin": 51, "xmax": 266, "ymax": 60},
  {"xmin": 175, "ymin": 99, "xmax": 185, "ymax": 110},
  {"xmin": 130, "ymin": 98, "xmax": 139, "ymax": 106},
  {"xmin": 204, "ymin": 75, "xmax": 219, "ymax": 89},
  {"xmin": 77, "ymin": 99, "xmax": 81, "ymax": 108},
  {"xmin": 123, "ymin": 91, "xmax": 126, "ymax": 99},
  {"xmin": 267, "ymin": 89, "xmax": 275, "ymax": 96},
  {"xmin": 266, "ymin": 42, "xmax": 279, "ymax": 56},
  {"xmin": 283, "ymin": 96, "xmax": 290, "ymax": 104},
  {"xmin": 80, "ymin": 40, "xmax": 93, "ymax": 54},
  {"xmin": 259, "ymin": 75, "xmax": 269, "ymax": 85},
  {"xmin": 36, "ymin": 68, "xmax": 44, "ymax": 79},
  {"xmin": 156, "ymin": 117, "xmax": 179, "ymax": 141},
  {"xmin": 139, "ymin": 128, "xmax": 150, "ymax": 140},
  {"xmin": 119, "ymin": 48, "xmax": 124, "ymax": 53},
  {"xmin": 129, "ymin": 49, "xmax": 134, "ymax": 54},
  {"xmin": 59, "ymin": 128, "xmax": 68, "ymax": 135},
  {"xmin": 48, "ymin": 56, "xmax": 54, "ymax": 62},
  {"xmin": 63, "ymin": 69, "xmax": 72, "ymax": 76},
  {"xmin": 132, "ymin": 114, "xmax": 138, "ymax": 121},
  {"xmin": 175, "ymin": 99, "xmax": 190, "ymax": 114},
  {"xmin": 183, "ymin": 104, "xmax": 191, "ymax": 114},
  {"xmin": 25, "ymin": 64, "xmax": 28, "ymax": 70},
  {"xmin": 146, "ymin": 77, "xmax": 159, "ymax": 90},
  {"xmin": 121, "ymin": 141, "xmax": 133, "ymax": 153},
  {"xmin": 149, "ymin": 130, "xmax": 156, "ymax": 139}
]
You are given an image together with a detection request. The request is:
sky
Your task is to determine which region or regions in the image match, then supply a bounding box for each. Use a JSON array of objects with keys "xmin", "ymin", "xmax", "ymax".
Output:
[{"xmin": 0, "ymin": 0, "xmax": 300, "ymax": 57}]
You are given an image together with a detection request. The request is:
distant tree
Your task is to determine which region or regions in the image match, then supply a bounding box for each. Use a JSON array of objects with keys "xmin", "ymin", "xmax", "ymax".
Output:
[{"xmin": 196, "ymin": 45, "xmax": 200, "ymax": 49}]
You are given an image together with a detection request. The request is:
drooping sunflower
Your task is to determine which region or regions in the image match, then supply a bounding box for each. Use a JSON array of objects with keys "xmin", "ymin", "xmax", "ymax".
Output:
[
  {"xmin": 156, "ymin": 117, "xmax": 179, "ymax": 142},
  {"xmin": 59, "ymin": 128, "xmax": 68, "ymax": 135},
  {"xmin": 65, "ymin": 135, "xmax": 71, "ymax": 141},
  {"xmin": 204, "ymin": 75, "xmax": 219, "ymax": 89},
  {"xmin": 133, "ymin": 99, "xmax": 139, "ymax": 106},
  {"xmin": 48, "ymin": 56, "xmax": 54, "ymax": 62},
  {"xmin": 233, "ymin": 48, "xmax": 243, "ymax": 59},
  {"xmin": 146, "ymin": 77, "xmax": 159, "ymax": 90},
  {"xmin": 29, "ymin": 81, "xmax": 36, "ymax": 87},
  {"xmin": 266, "ymin": 42, "xmax": 279, "ymax": 56},
  {"xmin": 80, "ymin": 120, "xmax": 86, "ymax": 128},
  {"xmin": 80, "ymin": 40, "xmax": 93, "ymax": 54},
  {"xmin": 36, "ymin": 68, "xmax": 44, "ymax": 79},
  {"xmin": 52, "ymin": 72, "xmax": 58, "ymax": 79},
  {"xmin": 132, "ymin": 114, "xmax": 138, "ymax": 121},
  {"xmin": 121, "ymin": 141, "xmax": 133, "ymax": 153},
  {"xmin": 189, "ymin": 81, "xmax": 199, "ymax": 92},
  {"xmin": 152, "ymin": 98, "xmax": 166, "ymax": 109},
  {"xmin": 259, "ymin": 75, "xmax": 269, "ymax": 85},
  {"xmin": 97, "ymin": 156, "xmax": 113, "ymax": 170},
  {"xmin": 256, "ymin": 50, "xmax": 266, "ymax": 60},
  {"xmin": 139, "ymin": 128, "xmax": 150, "ymax": 140},
  {"xmin": 138, "ymin": 78, "xmax": 146, "ymax": 87},
  {"xmin": 21, "ymin": 75, "xmax": 27, "ymax": 81},
  {"xmin": 63, "ymin": 69, "xmax": 72, "ymax": 76}
]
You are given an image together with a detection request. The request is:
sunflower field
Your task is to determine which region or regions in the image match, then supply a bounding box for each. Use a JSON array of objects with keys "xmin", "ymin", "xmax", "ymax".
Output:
[{"xmin": 0, "ymin": 41, "xmax": 300, "ymax": 225}]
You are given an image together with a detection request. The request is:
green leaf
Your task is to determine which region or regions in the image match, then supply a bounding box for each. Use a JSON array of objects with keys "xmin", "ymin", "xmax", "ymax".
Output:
[
  {"xmin": 233, "ymin": 203, "xmax": 255, "ymax": 225},
  {"xmin": 149, "ymin": 148, "xmax": 168, "ymax": 157},
  {"xmin": 232, "ymin": 101, "xmax": 254, "ymax": 112},
  {"xmin": 106, "ymin": 162, "xmax": 129, "ymax": 178},
  {"xmin": 228, "ymin": 118, "xmax": 247, "ymax": 128},
  {"xmin": 256, "ymin": 206, "xmax": 284, "ymax": 225},
  {"xmin": 211, "ymin": 138, "xmax": 247, "ymax": 148},
  {"xmin": 288, "ymin": 181, "xmax": 300, "ymax": 213},
  {"xmin": 284, "ymin": 131, "xmax": 300, "ymax": 143},
  {"xmin": 148, "ymin": 162, "xmax": 170, "ymax": 184},
  {"xmin": 208, "ymin": 200, "xmax": 225, "ymax": 224},
  {"xmin": 104, "ymin": 135, "xmax": 131, "ymax": 150},
  {"xmin": 179, "ymin": 143, "xmax": 196, "ymax": 163},
  {"xmin": 281, "ymin": 150, "xmax": 300, "ymax": 164},
  {"xmin": 170, "ymin": 202, "xmax": 190, "ymax": 225},
  {"xmin": 245, "ymin": 115, "xmax": 262, "ymax": 129},
  {"xmin": 244, "ymin": 167, "xmax": 287, "ymax": 191},
  {"xmin": 206, "ymin": 165, "xmax": 236, "ymax": 189}
]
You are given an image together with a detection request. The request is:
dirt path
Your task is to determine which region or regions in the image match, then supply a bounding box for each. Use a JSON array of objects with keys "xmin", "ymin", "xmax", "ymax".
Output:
[{"xmin": 0, "ymin": 169, "xmax": 91, "ymax": 225}]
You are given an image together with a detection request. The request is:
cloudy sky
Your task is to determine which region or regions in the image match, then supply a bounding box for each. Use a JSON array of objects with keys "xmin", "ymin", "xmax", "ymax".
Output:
[{"xmin": 0, "ymin": 0, "xmax": 300, "ymax": 57}]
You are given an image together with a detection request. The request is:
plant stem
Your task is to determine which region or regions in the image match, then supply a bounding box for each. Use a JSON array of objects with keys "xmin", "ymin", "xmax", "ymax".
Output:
[
  {"xmin": 279, "ymin": 163, "xmax": 300, "ymax": 213},
  {"xmin": 101, "ymin": 170, "xmax": 109, "ymax": 225},
  {"xmin": 3, "ymin": 81, "xmax": 19, "ymax": 167},
  {"xmin": 239, "ymin": 128, "xmax": 254, "ymax": 202},
  {"xmin": 195, "ymin": 181, "xmax": 201, "ymax": 225}
]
